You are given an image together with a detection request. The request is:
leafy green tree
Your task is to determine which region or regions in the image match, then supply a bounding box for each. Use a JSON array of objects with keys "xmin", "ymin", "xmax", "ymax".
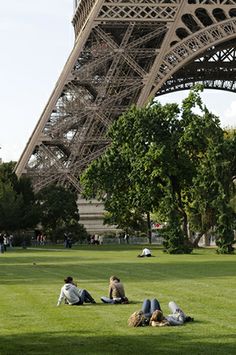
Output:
[
  {"xmin": 104, "ymin": 209, "xmax": 147, "ymax": 236},
  {"xmin": 0, "ymin": 161, "xmax": 17, "ymax": 186},
  {"xmin": 214, "ymin": 134, "xmax": 236, "ymax": 253},
  {"xmin": 230, "ymin": 195, "xmax": 236, "ymax": 213},
  {"xmin": 81, "ymin": 87, "xmax": 235, "ymax": 253},
  {"xmin": 0, "ymin": 182, "xmax": 24, "ymax": 231},
  {"xmin": 36, "ymin": 184, "xmax": 87, "ymax": 243},
  {"xmin": 226, "ymin": 129, "xmax": 236, "ymax": 215},
  {"xmin": 0, "ymin": 162, "xmax": 39, "ymax": 233},
  {"xmin": 81, "ymin": 104, "xmax": 175, "ymax": 243},
  {"xmin": 161, "ymin": 209, "xmax": 189, "ymax": 254},
  {"xmin": 185, "ymin": 116, "xmax": 236, "ymax": 253}
]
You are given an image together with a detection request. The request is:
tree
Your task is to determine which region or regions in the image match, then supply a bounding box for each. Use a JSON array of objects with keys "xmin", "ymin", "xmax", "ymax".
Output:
[
  {"xmin": 36, "ymin": 184, "xmax": 88, "ymax": 243},
  {"xmin": 81, "ymin": 103, "xmax": 176, "ymax": 243},
  {"xmin": 0, "ymin": 182, "xmax": 24, "ymax": 231},
  {"xmin": 185, "ymin": 120, "xmax": 236, "ymax": 253},
  {"xmin": 0, "ymin": 162, "xmax": 39, "ymax": 233},
  {"xmin": 81, "ymin": 87, "xmax": 235, "ymax": 253}
]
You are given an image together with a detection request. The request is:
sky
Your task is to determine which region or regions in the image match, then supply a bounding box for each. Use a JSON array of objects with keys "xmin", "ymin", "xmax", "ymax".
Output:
[{"xmin": 0, "ymin": 1, "xmax": 235, "ymax": 163}]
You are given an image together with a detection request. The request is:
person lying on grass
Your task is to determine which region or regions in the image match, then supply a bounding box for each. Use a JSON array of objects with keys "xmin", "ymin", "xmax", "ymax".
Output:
[
  {"xmin": 137, "ymin": 247, "xmax": 152, "ymax": 257},
  {"xmin": 101, "ymin": 275, "xmax": 129, "ymax": 304},
  {"xmin": 128, "ymin": 298, "xmax": 193, "ymax": 327},
  {"xmin": 57, "ymin": 276, "xmax": 96, "ymax": 306}
]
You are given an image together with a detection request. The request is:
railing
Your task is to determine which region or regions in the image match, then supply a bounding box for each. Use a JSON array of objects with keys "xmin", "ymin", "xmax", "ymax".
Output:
[{"xmin": 72, "ymin": 0, "xmax": 96, "ymax": 36}]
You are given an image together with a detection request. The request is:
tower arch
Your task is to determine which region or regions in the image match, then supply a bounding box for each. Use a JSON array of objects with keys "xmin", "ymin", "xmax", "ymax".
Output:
[{"xmin": 149, "ymin": 18, "xmax": 236, "ymax": 100}]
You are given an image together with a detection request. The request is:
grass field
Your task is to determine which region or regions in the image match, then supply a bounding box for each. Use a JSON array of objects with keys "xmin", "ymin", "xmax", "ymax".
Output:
[{"xmin": 0, "ymin": 245, "xmax": 235, "ymax": 355}]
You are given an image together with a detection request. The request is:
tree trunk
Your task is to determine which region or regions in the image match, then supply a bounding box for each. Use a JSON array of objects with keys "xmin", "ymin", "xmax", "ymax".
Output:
[
  {"xmin": 192, "ymin": 233, "xmax": 203, "ymax": 248},
  {"xmin": 146, "ymin": 212, "xmax": 152, "ymax": 244},
  {"xmin": 182, "ymin": 211, "xmax": 188, "ymax": 239},
  {"xmin": 204, "ymin": 232, "xmax": 211, "ymax": 246}
]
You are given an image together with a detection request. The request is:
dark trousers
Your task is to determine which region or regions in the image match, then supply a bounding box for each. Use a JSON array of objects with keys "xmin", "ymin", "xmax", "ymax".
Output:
[
  {"xmin": 78, "ymin": 289, "xmax": 95, "ymax": 303},
  {"xmin": 72, "ymin": 300, "xmax": 83, "ymax": 306}
]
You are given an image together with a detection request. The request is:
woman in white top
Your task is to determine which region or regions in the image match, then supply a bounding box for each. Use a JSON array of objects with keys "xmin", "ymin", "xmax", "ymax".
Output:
[
  {"xmin": 57, "ymin": 276, "xmax": 96, "ymax": 306},
  {"xmin": 138, "ymin": 247, "xmax": 152, "ymax": 257}
]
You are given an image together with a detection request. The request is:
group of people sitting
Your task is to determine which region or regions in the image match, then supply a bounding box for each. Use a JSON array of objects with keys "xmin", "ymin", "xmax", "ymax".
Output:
[
  {"xmin": 57, "ymin": 275, "xmax": 194, "ymax": 327},
  {"xmin": 57, "ymin": 275, "xmax": 128, "ymax": 307}
]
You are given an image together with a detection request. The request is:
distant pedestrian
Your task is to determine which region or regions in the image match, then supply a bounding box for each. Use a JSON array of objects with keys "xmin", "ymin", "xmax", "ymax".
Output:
[
  {"xmin": 94, "ymin": 234, "xmax": 99, "ymax": 245},
  {"xmin": 3, "ymin": 235, "xmax": 9, "ymax": 251},
  {"xmin": 64, "ymin": 233, "xmax": 70, "ymax": 248},
  {"xmin": 124, "ymin": 233, "xmax": 129, "ymax": 244},
  {"xmin": 0, "ymin": 234, "xmax": 4, "ymax": 253},
  {"xmin": 9, "ymin": 234, "xmax": 13, "ymax": 248},
  {"xmin": 68, "ymin": 236, "xmax": 72, "ymax": 248}
]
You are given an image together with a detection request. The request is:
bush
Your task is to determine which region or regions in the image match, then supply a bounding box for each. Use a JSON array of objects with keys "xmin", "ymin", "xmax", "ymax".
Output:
[{"xmin": 160, "ymin": 223, "xmax": 193, "ymax": 254}]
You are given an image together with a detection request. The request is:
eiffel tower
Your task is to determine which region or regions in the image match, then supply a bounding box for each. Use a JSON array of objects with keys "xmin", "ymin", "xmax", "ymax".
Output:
[{"xmin": 15, "ymin": 0, "xmax": 236, "ymax": 193}]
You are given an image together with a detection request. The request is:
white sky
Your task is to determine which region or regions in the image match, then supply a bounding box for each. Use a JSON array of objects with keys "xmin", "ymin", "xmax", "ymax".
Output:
[{"xmin": 0, "ymin": 1, "xmax": 235, "ymax": 163}]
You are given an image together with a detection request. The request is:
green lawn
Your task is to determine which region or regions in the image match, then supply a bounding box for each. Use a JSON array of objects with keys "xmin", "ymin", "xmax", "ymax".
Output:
[{"xmin": 0, "ymin": 245, "xmax": 235, "ymax": 355}]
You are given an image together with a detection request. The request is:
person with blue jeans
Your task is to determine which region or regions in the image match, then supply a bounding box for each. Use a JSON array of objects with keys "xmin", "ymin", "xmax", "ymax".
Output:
[
  {"xmin": 142, "ymin": 299, "xmax": 161, "ymax": 317},
  {"xmin": 139, "ymin": 298, "xmax": 162, "ymax": 325},
  {"xmin": 142, "ymin": 298, "xmax": 188, "ymax": 326},
  {"xmin": 128, "ymin": 298, "xmax": 193, "ymax": 327}
]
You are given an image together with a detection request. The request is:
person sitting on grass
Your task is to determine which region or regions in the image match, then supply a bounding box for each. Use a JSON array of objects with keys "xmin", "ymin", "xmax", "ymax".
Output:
[
  {"xmin": 137, "ymin": 247, "xmax": 152, "ymax": 257},
  {"xmin": 57, "ymin": 276, "xmax": 96, "ymax": 306},
  {"xmin": 128, "ymin": 298, "xmax": 193, "ymax": 327},
  {"xmin": 101, "ymin": 275, "xmax": 129, "ymax": 304}
]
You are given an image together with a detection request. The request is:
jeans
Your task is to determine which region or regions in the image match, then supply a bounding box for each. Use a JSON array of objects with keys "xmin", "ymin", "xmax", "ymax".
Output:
[
  {"xmin": 78, "ymin": 289, "xmax": 95, "ymax": 303},
  {"xmin": 101, "ymin": 296, "xmax": 122, "ymax": 304},
  {"xmin": 167, "ymin": 301, "xmax": 186, "ymax": 323},
  {"xmin": 142, "ymin": 298, "xmax": 161, "ymax": 318}
]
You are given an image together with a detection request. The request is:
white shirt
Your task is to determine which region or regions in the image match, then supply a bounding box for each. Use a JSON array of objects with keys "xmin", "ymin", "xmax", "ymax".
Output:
[
  {"xmin": 141, "ymin": 248, "xmax": 151, "ymax": 256},
  {"xmin": 57, "ymin": 283, "xmax": 81, "ymax": 306}
]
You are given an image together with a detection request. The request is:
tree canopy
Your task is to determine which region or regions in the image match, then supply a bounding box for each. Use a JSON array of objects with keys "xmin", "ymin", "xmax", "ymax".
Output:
[
  {"xmin": 0, "ymin": 163, "xmax": 88, "ymax": 244},
  {"xmin": 35, "ymin": 184, "xmax": 88, "ymax": 243},
  {"xmin": 81, "ymin": 87, "xmax": 236, "ymax": 253},
  {"xmin": 0, "ymin": 162, "xmax": 39, "ymax": 232}
]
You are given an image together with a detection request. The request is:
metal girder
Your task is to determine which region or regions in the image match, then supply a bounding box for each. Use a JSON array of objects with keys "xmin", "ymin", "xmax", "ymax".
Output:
[{"xmin": 15, "ymin": 0, "xmax": 236, "ymax": 192}]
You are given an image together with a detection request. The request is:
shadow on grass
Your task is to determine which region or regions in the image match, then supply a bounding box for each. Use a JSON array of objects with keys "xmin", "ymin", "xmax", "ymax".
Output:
[{"xmin": 0, "ymin": 331, "xmax": 235, "ymax": 355}]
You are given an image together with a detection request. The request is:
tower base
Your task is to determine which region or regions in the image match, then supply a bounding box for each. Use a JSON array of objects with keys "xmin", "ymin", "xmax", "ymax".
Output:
[{"xmin": 78, "ymin": 198, "xmax": 119, "ymax": 235}]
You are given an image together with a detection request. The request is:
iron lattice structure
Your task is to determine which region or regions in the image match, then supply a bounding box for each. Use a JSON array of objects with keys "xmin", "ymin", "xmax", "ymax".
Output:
[{"xmin": 15, "ymin": 0, "xmax": 236, "ymax": 192}]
